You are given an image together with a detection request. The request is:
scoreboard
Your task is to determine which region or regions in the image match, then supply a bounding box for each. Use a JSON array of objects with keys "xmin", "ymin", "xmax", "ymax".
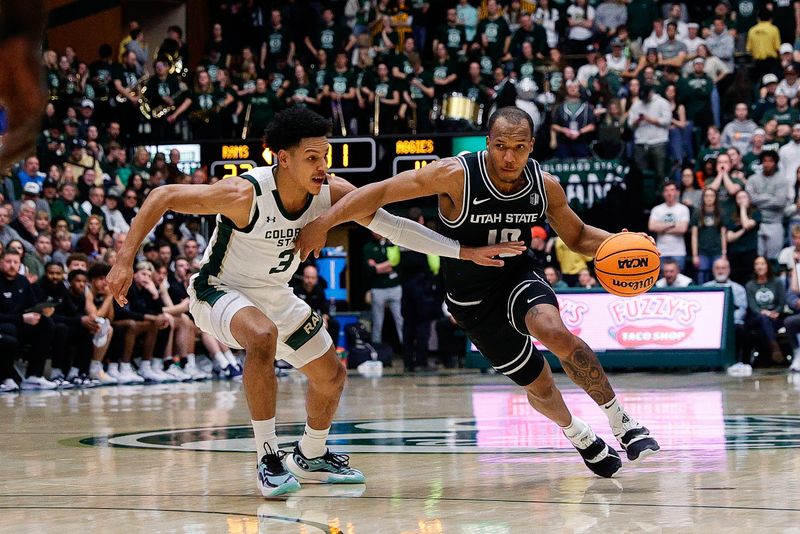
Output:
[{"xmin": 196, "ymin": 134, "xmax": 489, "ymax": 186}]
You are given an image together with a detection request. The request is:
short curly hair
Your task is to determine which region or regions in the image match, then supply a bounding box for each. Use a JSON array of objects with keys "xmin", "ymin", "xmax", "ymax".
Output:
[{"xmin": 263, "ymin": 108, "xmax": 332, "ymax": 153}]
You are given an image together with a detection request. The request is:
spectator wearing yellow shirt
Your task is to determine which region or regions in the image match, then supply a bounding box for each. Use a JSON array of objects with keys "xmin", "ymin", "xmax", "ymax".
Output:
[
  {"xmin": 118, "ymin": 21, "xmax": 140, "ymax": 61},
  {"xmin": 747, "ymin": 9, "xmax": 781, "ymax": 79},
  {"xmin": 553, "ymin": 236, "xmax": 593, "ymax": 287}
]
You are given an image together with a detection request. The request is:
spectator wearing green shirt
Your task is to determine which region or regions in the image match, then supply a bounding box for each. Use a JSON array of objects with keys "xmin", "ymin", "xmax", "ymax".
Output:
[
  {"xmin": 691, "ymin": 188, "xmax": 728, "ymax": 284},
  {"xmin": 401, "ymin": 54, "xmax": 435, "ymax": 133},
  {"xmin": 678, "ymin": 57, "xmax": 714, "ymax": 132},
  {"xmin": 745, "ymin": 255, "xmax": 786, "ymax": 364},
  {"xmin": 433, "ymin": 8, "xmax": 468, "ymax": 59},
  {"xmin": 706, "ymin": 152, "xmax": 746, "ymax": 217},
  {"xmin": 544, "ymin": 266, "xmax": 569, "ymax": 289},
  {"xmin": 477, "ymin": 0, "xmax": 512, "ymax": 61},
  {"xmin": 323, "ymin": 52, "xmax": 358, "ymax": 136},
  {"xmin": 726, "ymin": 189, "xmax": 763, "ymax": 284},
  {"xmin": 696, "ymin": 125, "xmax": 726, "ymax": 172},
  {"xmin": 245, "ymin": 79, "xmax": 282, "ymax": 138},
  {"xmin": 363, "ymin": 232, "xmax": 403, "ymax": 345},
  {"xmin": 763, "ymin": 89, "xmax": 798, "ymax": 141}
]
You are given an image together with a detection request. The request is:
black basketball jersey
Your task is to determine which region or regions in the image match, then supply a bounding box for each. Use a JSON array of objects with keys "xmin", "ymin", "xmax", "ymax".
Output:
[{"xmin": 439, "ymin": 150, "xmax": 549, "ymax": 303}]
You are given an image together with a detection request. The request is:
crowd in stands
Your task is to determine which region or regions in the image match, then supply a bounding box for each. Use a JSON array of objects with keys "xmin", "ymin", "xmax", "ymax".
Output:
[{"xmin": 8, "ymin": 0, "xmax": 800, "ymax": 390}]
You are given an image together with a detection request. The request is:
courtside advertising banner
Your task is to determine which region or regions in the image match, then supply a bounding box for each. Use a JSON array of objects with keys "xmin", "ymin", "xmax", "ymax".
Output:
[{"xmin": 532, "ymin": 290, "xmax": 726, "ymax": 351}]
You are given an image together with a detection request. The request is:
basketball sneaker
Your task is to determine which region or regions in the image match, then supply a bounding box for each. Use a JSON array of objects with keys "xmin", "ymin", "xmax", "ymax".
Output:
[
  {"xmin": 89, "ymin": 362, "xmax": 117, "ymax": 385},
  {"xmin": 118, "ymin": 363, "xmax": 145, "ymax": 384},
  {"xmin": 72, "ymin": 374, "xmax": 100, "ymax": 388},
  {"xmin": 20, "ymin": 375, "xmax": 58, "ymax": 390},
  {"xmin": 790, "ymin": 355, "xmax": 800, "ymax": 373},
  {"xmin": 0, "ymin": 378, "xmax": 19, "ymax": 392},
  {"xmin": 610, "ymin": 411, "xmax": 660, "ymax": 462},
  {"xmin": 165, "ymin": 363, "xmax": 193, "ymax": 382},
  {"xmin": 51, "ymin": 376, "xmax": 75, "ymax": 389},
  {"xmin": 727, "ymin": 362, "xmax": 753, "ymax": 377},
  {"xmin": 565, "ymin": 425, "xmax": 623, "ymax": 478},
  {"xmin": 106, "ymin": 362, "xmax": 120, "ymax": 380},
  {"xmin": 183, "ymin": 362, "xmax": 209, "ymax": 380},
  {"xmin": 257, "ymin": 446, "xmax": 301, "ymax": 498},
  {"xmin": 286, "ymin": 443, "xmax": 366, "ymax": 484},
  {"xmin": 221, "ymin": 364, "xmax": 243, "ymax": 380}
]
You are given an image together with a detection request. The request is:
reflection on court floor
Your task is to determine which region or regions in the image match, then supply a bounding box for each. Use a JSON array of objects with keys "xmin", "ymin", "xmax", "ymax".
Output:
[{"xmin": 3, "ymin": 372, "xmax": 800, "ymax": 533}]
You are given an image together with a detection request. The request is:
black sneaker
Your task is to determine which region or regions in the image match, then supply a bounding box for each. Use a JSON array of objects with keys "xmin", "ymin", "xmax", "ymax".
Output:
[
  {"xmin": 566, "ymin": 426, "xmax": 623, "ymax": 478},
  {"xmin": 616, "ymin": 425, "xmax": 660, "ymax": 462},
  {"xmin": 256, "ymin": 446, "xmax": 301, "ymax": 497}
]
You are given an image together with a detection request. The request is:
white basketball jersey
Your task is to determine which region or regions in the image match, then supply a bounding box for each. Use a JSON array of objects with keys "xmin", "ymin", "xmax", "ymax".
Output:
[{"xmin": 194, "ymin": 166, "xmax": 332, "ymax": 291}]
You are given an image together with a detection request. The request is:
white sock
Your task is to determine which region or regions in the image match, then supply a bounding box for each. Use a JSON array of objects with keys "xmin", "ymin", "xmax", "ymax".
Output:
[
  {"xmin": 561, "ymin": 416, "xmax": 588, "ymax": 439},
  {"xmin": 140, "ymin": 360, "xmax": 151, "ymax": 370},
  {"xmin": 602, "ymin": 397, "xmax": 623, "ymax": 425},
  {"xmin": 214, "ymin": 352, "xmax": 229, "ymax": 368},
  {"xmin": 186, "ymin": 354, "xmax": 196, "ymax": 366},
  {"xmin": 108, "ymin": 362, "xmax": 118, "ymax": 373},
  {"xmin": 50, "ymin": 369, "xmax": 64, "ymax": 380},
  {"xmin": 252, "ymin": 418, "xmax": 278, "ymax": 463},
  {"xmin": 90, "ymin": 360, "xmax": 102, "ymax": 374},
  {"xmin": 120, "ymin": 362, "xmax": 132, "ymax": 373},
  {"xmin": 299, "ymin": 424, "xmax": 330, "ymax": 459},
  {"xmin": 224, "ymin": 349, "xmax": 238, "ymax": 366}
]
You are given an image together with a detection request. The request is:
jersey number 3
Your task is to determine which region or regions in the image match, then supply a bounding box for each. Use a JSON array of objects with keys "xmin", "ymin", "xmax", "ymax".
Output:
[{"xmin": 269, "ymin": 250, "xmax": 295, "ymax": 274}]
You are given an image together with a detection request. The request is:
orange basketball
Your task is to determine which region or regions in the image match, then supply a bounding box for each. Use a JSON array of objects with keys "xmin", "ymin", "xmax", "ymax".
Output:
[{"xmin": 594, "ymin": 233, "xmax": 660, "ymax": 297}]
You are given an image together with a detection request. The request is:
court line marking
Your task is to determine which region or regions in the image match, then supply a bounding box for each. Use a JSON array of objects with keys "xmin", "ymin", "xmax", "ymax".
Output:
[
  {"xmin": 1, "ymin": 495, "xmax": 799, "ymax": 514},
  {"xmin": 0, "ymin": 505, "xmax": 331, "ymax": 533}
]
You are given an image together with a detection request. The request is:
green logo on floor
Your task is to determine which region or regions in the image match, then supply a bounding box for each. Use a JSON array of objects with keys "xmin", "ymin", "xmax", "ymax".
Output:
[{"xmin": 76, "ymin": 415, "xmax": 800, "ymax": 452}]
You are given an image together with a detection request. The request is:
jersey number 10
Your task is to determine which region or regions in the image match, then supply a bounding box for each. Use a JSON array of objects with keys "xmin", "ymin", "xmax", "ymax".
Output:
[
  {"xmin": 488, "ymin": 228, "xmax": 523, "ymax": 258},
  {"xmin": 487, "ymin": 228, "xmax": 522, "ymax": 245}
]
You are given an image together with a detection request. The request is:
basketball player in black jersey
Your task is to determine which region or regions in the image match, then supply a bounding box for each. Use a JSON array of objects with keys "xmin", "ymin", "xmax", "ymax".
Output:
[{"xmin": 296, "ymin": 107, "xmax": 660, "ymax": 478}]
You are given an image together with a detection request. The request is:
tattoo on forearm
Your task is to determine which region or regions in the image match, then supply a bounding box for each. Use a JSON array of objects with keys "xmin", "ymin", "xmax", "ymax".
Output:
[{"xmin": 559, "ymin": 339, "xmax": 615, "ymax": 405}]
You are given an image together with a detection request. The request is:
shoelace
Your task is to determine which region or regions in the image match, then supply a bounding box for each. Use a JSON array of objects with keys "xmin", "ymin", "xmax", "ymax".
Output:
[
  {"xmin": 570, "ymin": 426, "xmax": 598, "ymax": 449},
  {"xmin": 261, "ymin": 444, "xmax": 288, "ymax": 474},
  {"xmin": 321, "ymin": 451, "xmax": 351, "ymax": 469}
]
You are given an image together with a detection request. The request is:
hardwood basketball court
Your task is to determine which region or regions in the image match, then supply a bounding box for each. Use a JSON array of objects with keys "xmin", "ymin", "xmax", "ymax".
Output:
[{"xmin": 1, "ymin": 370, "xmax": 798, "ymax": 532}]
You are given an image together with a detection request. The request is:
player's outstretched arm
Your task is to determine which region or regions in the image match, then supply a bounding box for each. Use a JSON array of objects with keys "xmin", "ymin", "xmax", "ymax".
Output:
[
  {"xmin": 296, "ymin": 173, "xmax": 526, "ymax": 267},
  {"xmin": 295, "ymin": 159, "xmax": 461, "ymax": 259},
  {"xmin": 107, "ymin": 179, "xmax": 254, "ymax": 305},
  {"xmin": 543, "ymin": 172, "xmax": 612, "ymax": 258}
]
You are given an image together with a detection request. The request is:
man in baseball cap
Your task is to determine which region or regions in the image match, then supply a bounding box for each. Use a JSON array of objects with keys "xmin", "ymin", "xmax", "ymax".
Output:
[{"xmin": 22, "ymin": 182, "xmax": 40, "ymax": 197}]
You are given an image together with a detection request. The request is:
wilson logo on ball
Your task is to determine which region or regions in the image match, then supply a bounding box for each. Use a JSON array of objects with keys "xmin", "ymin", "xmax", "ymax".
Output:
[
  {"xmin": 611, "ymin": 276, "xmax": 654, "ymax": 291},
  {"xmin": 617, "ymin": 257, "xmax": 649, "ymax": 269}
]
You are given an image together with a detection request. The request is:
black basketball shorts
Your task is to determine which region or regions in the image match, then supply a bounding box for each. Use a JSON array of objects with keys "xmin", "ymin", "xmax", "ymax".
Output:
[{"xmin": 446, "ymin": 270, "xmax": 559, "ymax": 386}]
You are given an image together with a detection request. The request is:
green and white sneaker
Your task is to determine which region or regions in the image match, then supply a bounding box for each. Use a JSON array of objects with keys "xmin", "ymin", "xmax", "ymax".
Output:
[
  {"xmin": 286, "ymin": 443, "xmax": 366, "ymax": 484},
  {"xmin": 257, "ymin": 446, "xmax": 301, "ymax": 498}
]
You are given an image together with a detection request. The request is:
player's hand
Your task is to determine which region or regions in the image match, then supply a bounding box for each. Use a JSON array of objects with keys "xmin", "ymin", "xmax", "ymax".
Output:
[
  {"xmin": 460, "ymin": 241, "xmax": 527, "ymax": 267},
  {"xmin": 621, "ymin": 228, "xmax": 660, "ymax": 255},
  {"xmin": 81, "ymin": 315, "xmax": 100, "ymax": 332},
  {"xmin": 294, "ymin": 217, "xmax": 330, "ymax": 260},
  {"xmin": 107, "ymin": 263, "xmax": 133, "ymax": 306}
]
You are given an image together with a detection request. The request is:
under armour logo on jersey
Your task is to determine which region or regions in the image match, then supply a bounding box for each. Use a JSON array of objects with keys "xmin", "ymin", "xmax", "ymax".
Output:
[
  {"xmin": 530, "ymin": 193, "xmax": 540, "ymax": 206},
  {"xmin": 264, "ymin": 216, "xmax": 276, "ymax": 223}
]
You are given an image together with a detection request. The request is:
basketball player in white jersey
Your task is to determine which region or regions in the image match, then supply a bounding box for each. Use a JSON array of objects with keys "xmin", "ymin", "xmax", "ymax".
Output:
[
  {"xmin": 296, "ymin": 107, "xmax": 661, "ymax": 479},
  {"xmin": 107, "ymin": 108, "xmax": 525, "ymax": 497}
]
